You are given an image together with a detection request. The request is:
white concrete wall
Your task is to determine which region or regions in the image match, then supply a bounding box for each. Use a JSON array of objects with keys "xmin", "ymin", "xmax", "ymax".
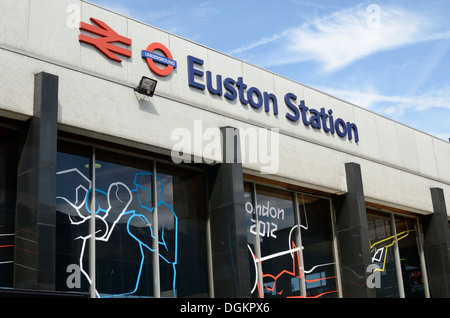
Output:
[{"xmin": 0, "ymin": 0, "xmax": 449, "ymax": 215}]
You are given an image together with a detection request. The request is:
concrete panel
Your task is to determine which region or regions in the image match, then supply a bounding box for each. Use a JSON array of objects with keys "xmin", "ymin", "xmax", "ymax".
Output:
[
  {"xmin": 327, "ymin": 96, "xmax": 359, "ymax": 146},
  {"xmin": 0, "ymin": 49, "xmax": 38, "ymax": 118},
  {"xmin": 168, "ymin": 35, "xmax": 210, "ymax": 112},
  {"xmin": 395, "ymin": 123, "xmax": 420, "ymax": 172},
  {"xmin": 433, "ymin": 138, "xmax": 450, "ymax": 181},
  {"xmin": 274, "ymin": 133, "xmax": 348, "ymax": 194},
  {"xmin": 240, "ymin": 63, "xmax": 279, "ymax": 129},
  {"xmin": 358, "ymin": 157, "xmax": 439, "ymax": 214},
  {"xmin": 352, "ymin": 106, "xmax": 381, "ymax": 159},
  {"xmin": 28, "ymin": 0, "xmax": 81, "ymax": 68},
  {"xmin": 415, "ymin": 131, "xmax": 439, "ymax": 179},
  {"xmin": 205, "ymin": 50, "xmax": 247, "ymax": 121},
  {"xmin": 374, "ymin": 116, "xmax": 402, "ymax": 167},
  {"xmin": 0, "ymin": 0, "xmax": 30, "ymax": 52}
]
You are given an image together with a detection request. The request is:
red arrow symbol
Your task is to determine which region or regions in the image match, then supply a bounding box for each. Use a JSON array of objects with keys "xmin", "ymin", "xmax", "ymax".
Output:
[{"xmin": 79, "ymin": 18, "xmax": 132, "ymax": 63}]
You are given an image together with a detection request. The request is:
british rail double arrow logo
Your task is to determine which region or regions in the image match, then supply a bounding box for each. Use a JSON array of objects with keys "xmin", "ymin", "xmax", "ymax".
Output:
[{"xmin": 79, "ymin": 17, "xmax": 132, "ymax": 63}]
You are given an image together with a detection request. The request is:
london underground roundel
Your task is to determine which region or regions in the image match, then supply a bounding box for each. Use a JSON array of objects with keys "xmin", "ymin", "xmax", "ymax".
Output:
[{"xmin": 141, "ymin": 42, "xmax": 177, "ymax": 77}]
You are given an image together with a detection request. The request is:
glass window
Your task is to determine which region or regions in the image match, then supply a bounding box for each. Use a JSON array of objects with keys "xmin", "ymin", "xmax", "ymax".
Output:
[
  {"xmin": 395, "ymin": 216, "xmax": 425, "ymax": 298},
  {"xmin": 245, "ymin": 182, "xmax": 337, "ymax": 298},
  {"xmin": 94, "ymin": 149, "xmax": 155, "ymax": 298},
  {"xmin": 367, "ymin": 209, "xmax": 426, "ymax": 298},
  {"xmin": 0, "ymin": 127, "xmax": 20, "ymax": 288},
  {"xmin": 367, "ymin": 210, "xmax": 399, "ymax": 298},
  {"xmin": 157, "ymin": 162, "xmax": 208, "ymax": 298},
  {"xmin": 299, "ymin": 193, "xmax": 338, "ymax": 298},
  {"xmin": 56, "ymin": 142, "xmax": 208, "ymax": 298},
  {"xmin": 255, "ymin": 185, "xmax": 297, "ymax": 298},
  {"xmin": 244, "ymin": 182, "xmax": 259, "ymax": 298},
  {"xmin": 56, "ymin": 143, "xmax": 92, "ymax": 293}
]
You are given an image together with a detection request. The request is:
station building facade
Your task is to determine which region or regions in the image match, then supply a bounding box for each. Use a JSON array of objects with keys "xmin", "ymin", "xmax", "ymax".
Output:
[{"xmin": 0, "ymin": 0, "xmax": 449, "ymax": 298}]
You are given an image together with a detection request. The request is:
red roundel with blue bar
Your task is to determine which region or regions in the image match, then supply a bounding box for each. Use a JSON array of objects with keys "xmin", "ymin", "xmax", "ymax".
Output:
[{"xmin": 141, "ymin": 43, "xmax": 177, "ymax": 77}]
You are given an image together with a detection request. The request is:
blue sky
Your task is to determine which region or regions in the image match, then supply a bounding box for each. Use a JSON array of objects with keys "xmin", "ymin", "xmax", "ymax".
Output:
[{"xmin": 88, "ymin": 0, "xmax": 450, "ymax": 141}]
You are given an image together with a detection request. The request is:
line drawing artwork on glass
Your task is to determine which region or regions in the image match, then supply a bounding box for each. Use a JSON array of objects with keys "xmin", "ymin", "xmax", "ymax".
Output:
[
  {"xmin": 367, "ymin": 211, "xmax": 425, "ymax": 298},
  {"xmin": 56, "ymin": 168, "xmax": 178, "ymax": 298},
  {"xmin": 245, "ymin": 184, "xmax": 338, "ymax": 298},
  {"xmin": 369, "ymin": 223, "xmax": 413, "ymax": 272},
  {"xmin": 247, "ymin": 225, "xmax": 337, "ymax": 298}
]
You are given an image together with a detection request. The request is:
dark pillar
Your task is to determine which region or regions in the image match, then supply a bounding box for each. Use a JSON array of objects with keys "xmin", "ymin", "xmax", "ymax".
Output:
[
  {"xmin": 208, "ymin": 126, "xmax": 251, "ymax": 297},
  {"xmin": 14, "ymin": 72, "xmax": 58, "ymax": 290},
  {"xmin": 332, "ymin": 162, "xmax": 375, "ymax": 298},
  {"xmin": 422, "ymin": 188, "xmax": 450, "ymax": 297}
]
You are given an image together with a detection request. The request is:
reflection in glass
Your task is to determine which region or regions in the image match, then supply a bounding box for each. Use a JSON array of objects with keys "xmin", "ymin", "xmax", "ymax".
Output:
[
  {"xmin": 368, "ymin": 209, "xmax": 425, "ymax": 298},
  {"xmin": 299, "ymin": 194, "xmax": 338, "ymax": 298},
  {"xmin": 94, "ymin": 151, "xmax": 155, "ymax": 298},
  {"xmin": 244, "ymin": 182, "xmax": 259, "ymax": 298},
  {"xmin": 56, "ymin": 145, "xmax": 92, "ymax": 293},
  {"xmin": 56, "ymin": 145, "xmax": 208, "ymax": 298},
  {"xmin": 367, "ymin": 210, "xmax": 399, "ymax": 298},
  {"xmin": 245, "ymin": 182, "xmax": 337, "ymax": 298},
  {"xmin": 395, "ymin": 216, "xmax": 425, "ymax": 298},
  {"xmin": 256, "ymin": 186, "xmax": 297, "ymax": 298},
  {"xmin": 157, "ymin": 163, "xmax": 208, "ymax": 298},
  {"xmin": 0, "ymin": 128, "xmax": 19, "ymax": 288}
]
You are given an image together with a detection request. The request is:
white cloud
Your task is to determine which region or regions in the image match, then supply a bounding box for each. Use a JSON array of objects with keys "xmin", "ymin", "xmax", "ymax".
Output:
[
  {"xmin": 230, "ymin": 4, "xmax": 450, "ymax": 72},
  {"xmin": 314, "ymin": 85, "xmax": 450, "ymax": 140},
  {"xmin": 317, "ymin": 85, "xmax": 450, "ymax": 115},
  {"xmin": 288, "ymin": 5, "xmax": 422, "ymax": 71}
]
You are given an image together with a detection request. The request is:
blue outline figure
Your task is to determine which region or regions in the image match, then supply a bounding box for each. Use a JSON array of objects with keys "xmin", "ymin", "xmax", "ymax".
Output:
[
  {"xmin": 122, "ymin": 172, "xmax": 178, "ymax": 297},
  {"xmin": 57, "ymin": 169, "xmax": 178, "ymax": 298}
]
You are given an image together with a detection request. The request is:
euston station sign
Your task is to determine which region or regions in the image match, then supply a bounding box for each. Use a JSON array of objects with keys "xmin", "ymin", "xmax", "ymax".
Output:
[
  {"xmin": 187, "ymin": 56, "xmax": 359, "ymax": 143},
  {"xmin": 79, "ymin": 17, "xmax": 359, "ymax": 143}
]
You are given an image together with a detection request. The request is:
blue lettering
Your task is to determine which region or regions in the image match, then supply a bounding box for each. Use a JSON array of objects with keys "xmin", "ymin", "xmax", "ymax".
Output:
[
  {"xmin": 284, "ymin": 93, "xmax": 299, "ymax": 122},
  {"xmin": 187, "ymin": 55, "xmax": 205, "ymax": 90},
  {"xmin": 347, "ymin": 122, "xmax": 359, "ymax": 142},
  {"xmin": 186, "ymin": 55, "xmax": 358, "ymax": 142},
  {"xmin": 298, "ymin": 100, "xmax": 310, "ymax": 126},
  {"xmin": 335, "ymin": 118, "xmax": 347, "ymax": 138},
  {"xmin": 309, "ymin": 108, "xmax": 321, "ymax": 129},
  {"xmin": 206, "ymin": 71, "xmax": 222, "ymax": 96},
  {"xmin": 224, "ymin": 78, "xmax": 237, "ymax": 100},
  {"xmin": 236, "ymin": 77, "xmax": 248, "ymax": 105},
  {"xmin": 248, "ymin": 87, "xmax": 263, "ymax": 109},
  {"xmin": 264, "ymin": 92, "xmax": 278, "ymax": 115},
  {"xmin": 320, "ymin": 108, "xmax": 335, "ymax": 133},
  {"xmin": 142, "ymin": 50, "xmax": 177, "ymax": 68}
]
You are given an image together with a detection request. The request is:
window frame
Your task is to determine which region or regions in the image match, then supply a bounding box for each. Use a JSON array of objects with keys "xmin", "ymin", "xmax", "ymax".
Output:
[
  {"xmin": 366, "ymin": 207, "xmax": 430, "ymax": 298},
  {"xmin": 56, "ymin": 135, "xmax": 211, "ymax": 298},
  {"xmin": 244, "ymin": 179, "xmax": 340, "ymax": 298}
]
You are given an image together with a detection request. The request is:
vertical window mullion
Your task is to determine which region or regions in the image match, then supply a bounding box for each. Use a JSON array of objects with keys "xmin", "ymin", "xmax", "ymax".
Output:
[
  {"xmin": 89, "ymin": 145, "xmax": 96, "ymax": 298},
  {"xmin": 206, "ymin": 189, "xmax": 214, "ymax": 297},
  {"xmin": 330, "ymin": 200, "xmax": 343, "ymax": 298},
  {"xmin": 391, "ymin": 214, "xmax": 405, "ymax": 298},
  {"xmin": 152, "ymin": 160, "xmax": 161, "ymax": 298},
  {"xmin": 416, "ymin": 218, "xmax": 430, "ymax": 298},
  {"xmin": 293, "ymin": 193, "xmax": 306, "ymax": 297},
  {"xmin": 251, "ymin": 183, "xmax": 264, "ymax": 298}
]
